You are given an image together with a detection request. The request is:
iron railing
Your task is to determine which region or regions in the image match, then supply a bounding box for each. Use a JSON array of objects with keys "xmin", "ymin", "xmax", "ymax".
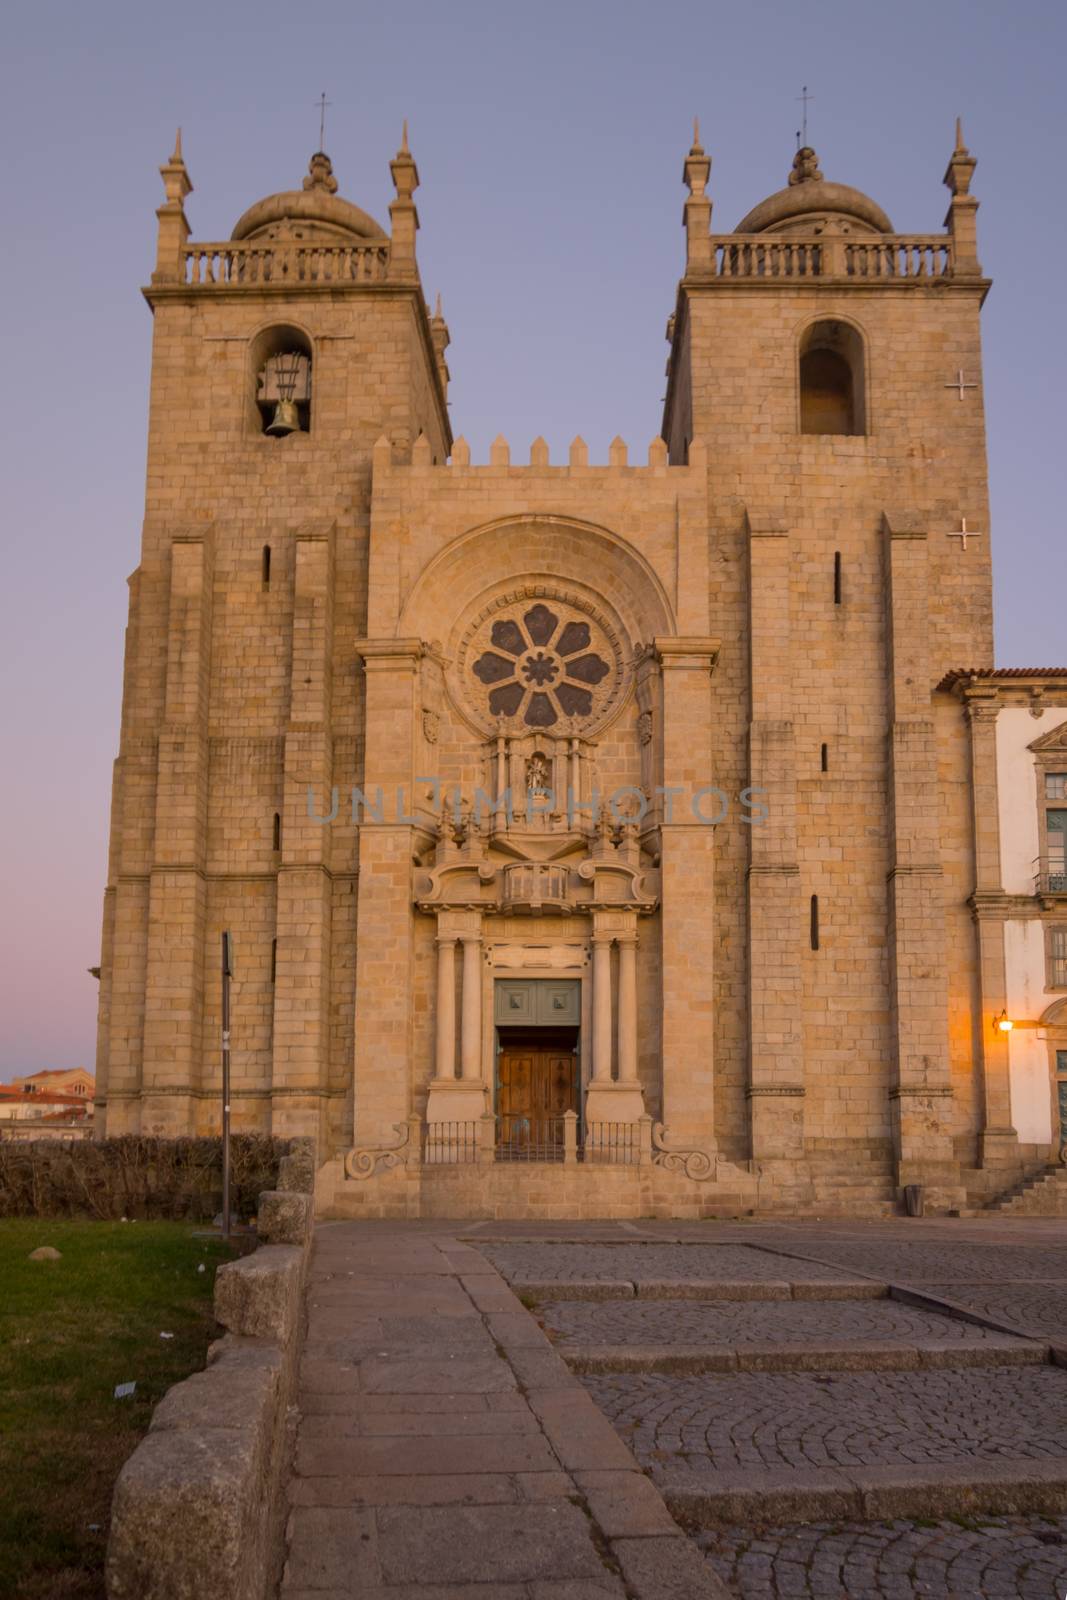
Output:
[
  {"xmin": 1035, "ymin": 856, "xmax": 1067, "ymax": 896},
  {"xmin": 495, "ymin": 1115, "xmax": 567, "ymax": 1162},
  {"xmin": 583, "ymin": 1122, "xmax": 642, "ymax": 1165},
  {"xmin": 422, "ymin": 1121, "xmax": 479, "ymax": 1165}
]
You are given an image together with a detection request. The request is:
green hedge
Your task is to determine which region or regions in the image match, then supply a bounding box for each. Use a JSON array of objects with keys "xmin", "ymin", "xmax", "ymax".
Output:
[{"xmin": 0, "ymin": 1135, "xmax": 288, "ymax": 1220}]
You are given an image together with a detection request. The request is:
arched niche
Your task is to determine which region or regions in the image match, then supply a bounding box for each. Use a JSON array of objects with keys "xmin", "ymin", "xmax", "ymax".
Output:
[
  {"xmin": 247, "ymin": 323, "xmax": 313, "ymax": 438},
  {"xmin": 798, "ymin": 319, "xmax": 866, "ymax": 436}
]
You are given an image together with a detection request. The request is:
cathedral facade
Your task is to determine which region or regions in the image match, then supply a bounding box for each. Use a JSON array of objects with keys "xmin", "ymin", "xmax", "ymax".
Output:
[{"xmin": 94, "ymin": 125, "xmax": 1067, "ymax": 1216}]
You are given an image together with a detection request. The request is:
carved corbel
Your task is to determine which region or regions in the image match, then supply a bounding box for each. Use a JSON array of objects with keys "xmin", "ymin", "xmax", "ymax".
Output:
[
  {"xmin": 343, "ymin": 1121, "xmax": 411, "ymax": 1180},
  {"xmin": 651, "ymin": 1122, "xmax": 717, "ymax": 1182}
]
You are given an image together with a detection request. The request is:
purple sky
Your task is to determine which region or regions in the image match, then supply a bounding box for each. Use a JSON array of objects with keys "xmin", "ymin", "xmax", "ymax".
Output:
[{"xmin": 1, "ymin": 0, "xmax": 1065, "ymax": 1080}]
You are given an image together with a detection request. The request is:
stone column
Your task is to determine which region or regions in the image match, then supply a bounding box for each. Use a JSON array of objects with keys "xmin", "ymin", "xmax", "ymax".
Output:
[
  {"xmin": 141, "ymin": 534, "xmax": 213, "ymax": 1136},
  {"xmin": 655, "ymin": 636, "xmax": 720, "ymax": 1148},
  {"xmin": 586, "ymin": 915, "xmax": 645, "ymax": 1125},
  {"xmin": 272, "ymin": 532, "xmax": 335, "ymax": 1142},
  {"xmin": 425, "ymin": 910, "xmax": 487, "ymax": 1127},
  {"xmin": 617, "ymin": 934, "xmax": 639, "ymax": 1084},
  {"xmin": 883, "ymin": 512, "xmax": 961, "ymax": 1207},
  {"xmin": 434, "ymin": 935, "xmax": 456, "ymax": 1081},
  {"xmin": 460, "ymin": 933, "xmax": 482, "ymax": 1081},
  {"xmin": 963, "ymin": 686, "xmax": 1017, "ymax": 1166},
  {"xmin": 352, "ymin": 639, "xmax": 424, "ymax": 1148},
  {"xmin": 592, "ymin": 934, "xmax": 613, "ymax": 1083},
  {"xmin": 745, "ymin": 514, "xmax": 804, "ymax": 1161}
]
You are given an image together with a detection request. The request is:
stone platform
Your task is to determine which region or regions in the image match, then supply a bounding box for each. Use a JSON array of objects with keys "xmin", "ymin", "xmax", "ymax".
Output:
[{"xmin": 473, "ymin": 1217, "xmax": 1067, "ymax": 1600}]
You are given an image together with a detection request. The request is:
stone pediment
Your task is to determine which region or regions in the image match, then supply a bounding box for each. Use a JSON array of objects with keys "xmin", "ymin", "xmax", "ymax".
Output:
[{"xmin": 1028, "ymin": 718, "xmax": 1067, "ymax": 753}]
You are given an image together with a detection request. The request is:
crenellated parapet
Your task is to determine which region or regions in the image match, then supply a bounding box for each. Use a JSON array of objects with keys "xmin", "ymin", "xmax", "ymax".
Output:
[{"xmin": 400, "ymin": 432, "xmax": 683, "ymax": 471}]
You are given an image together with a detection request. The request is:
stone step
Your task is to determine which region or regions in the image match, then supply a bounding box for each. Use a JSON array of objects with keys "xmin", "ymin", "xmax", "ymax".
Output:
[
  {"xmin": 511, "ymin": 1277, "xmax": 888, "ymax": 1303},
  {"xmin": 560, "ymin": 1337, "xmax": 1045, "ymax": 1375},
  {"xmin": 659, "ymin": 1457, "xmax": 1067, "ymax": 1527},
  {"xmin": 988, "ymin": 1166, "xmax": 1067, "ymax": 1216},
  {"xmin": 582, "ymin": 1364, "xmax": 1067, "ymax": 1505}
]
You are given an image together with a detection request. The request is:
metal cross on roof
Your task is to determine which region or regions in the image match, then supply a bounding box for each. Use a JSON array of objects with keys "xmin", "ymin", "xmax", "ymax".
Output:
[
  {"xmin": 796, "ymin": 85, "xmax": 814, "ymax": 144},
  {"xmin": 315, "ymin": 91, "xmax": 332, "ymax": 151}
]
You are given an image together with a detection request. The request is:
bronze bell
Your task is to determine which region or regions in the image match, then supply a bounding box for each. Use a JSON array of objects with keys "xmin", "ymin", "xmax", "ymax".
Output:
[{"xmin": 266, "ymin": 399, "xmax": 300, "ymax": 437}]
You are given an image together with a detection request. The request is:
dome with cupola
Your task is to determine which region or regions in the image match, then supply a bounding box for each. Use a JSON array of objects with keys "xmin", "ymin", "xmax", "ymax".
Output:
[
  {"xmin": 231, "ymin": 152, "xmax": 387, "ymax": 244},
  {"xmin": 736, "ymin": 146, "xmax": 893, "ymax": 236}
]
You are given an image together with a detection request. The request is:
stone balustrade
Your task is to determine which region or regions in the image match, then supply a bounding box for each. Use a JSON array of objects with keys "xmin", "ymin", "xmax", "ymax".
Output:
[
  {"xmin": 501, "ymin": 862, "xmax": 570, "ymax": 911},
  {"xmin": 182, "ymin": 239, "xmax": 391, "ymax": 287},
  {"xmin": 705, "ymin": 233, "xmax": 955, "ymax": 281}
]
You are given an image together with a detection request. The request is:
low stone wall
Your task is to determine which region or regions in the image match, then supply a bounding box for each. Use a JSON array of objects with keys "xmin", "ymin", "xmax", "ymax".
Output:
[
  {"xmin": 315, "ymin": 1149, "xmax": 761, "ymax": 1220},
  {"xmin": 105, "ymin": 1142, "xmax": 316, "ymax": 1600}
]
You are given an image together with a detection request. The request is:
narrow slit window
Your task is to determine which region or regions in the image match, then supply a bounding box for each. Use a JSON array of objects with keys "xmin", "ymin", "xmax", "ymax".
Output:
[
  {"xmin": 810, "ymin": 894, "xmax": 820, "ymax": 951},
  {"xmin": 833, "ymin": 551, "xmax": 842, "ymax": 605},
  {"xmin": 270, "ymin": 939, "xmax": 277, "ymax": 984},
  {"xmin": 262, "ymin": 545, "xmax": 271, "ymax": 586},
  {"xmin": 820, "ymin": 743, "xmax": 829, "ymax": 773},
  {"xmin": 272, "ymin": 813, "xmax": 281, "ymax": 852}
]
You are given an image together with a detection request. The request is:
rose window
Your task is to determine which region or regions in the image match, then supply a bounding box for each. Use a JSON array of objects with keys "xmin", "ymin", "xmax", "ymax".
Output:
[{"xmin": 471, "ymin": 603, "xmax": 612, "ymax": 728}]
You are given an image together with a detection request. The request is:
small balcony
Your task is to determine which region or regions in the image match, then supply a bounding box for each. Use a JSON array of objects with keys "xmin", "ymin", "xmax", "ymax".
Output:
[
  {"xmin": 1035, "ymin": 856, "xmax": 1067, "ymax": 899},
  {"xmin": 501, "ymin": 862, "xmax": 570, "ymax": 913}
]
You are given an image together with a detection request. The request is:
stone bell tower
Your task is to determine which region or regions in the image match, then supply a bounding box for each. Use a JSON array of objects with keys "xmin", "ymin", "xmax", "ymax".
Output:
[
  {"xmin": 95, "ymin": 129, "xmax": 451, "ymax": 1144},
  {"xmin": 663, "ymin": 123, "xmax": 994, "ymax": 1204}
]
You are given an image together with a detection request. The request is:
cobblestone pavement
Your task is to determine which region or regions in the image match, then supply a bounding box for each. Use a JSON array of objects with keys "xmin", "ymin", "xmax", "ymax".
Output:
[
  {"xmin": 479, "ymin": 1242, "xmax": 863, "ymax": 1285},
  {"xmin": 582, "ymin": 1367, "xmax": 1067, "ymax": 1472},
  {"xmin": 918, "ymin": 1282, "xmax": 1067, "ymax": 1337},
  {"xmin": 762, "ymin": 1241, "xmax": 1067, "ymax": 1283},
  {"xmin": 697, "ymin": 1515, "xmax": 1067, "ymax": 1599},
  {"xmin": 538, "ymin": 1296, "xmax": 1033, "ymax": 1349}
]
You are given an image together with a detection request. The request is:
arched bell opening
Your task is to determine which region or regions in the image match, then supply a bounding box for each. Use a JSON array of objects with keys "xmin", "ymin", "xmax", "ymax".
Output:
[
  {"xmin": 249, "ymin": 324, "xmax": 312, "ymax": 438},
  {"xmin": 798, "ymin": 319, "xmax": 866, "ymax": 436}
]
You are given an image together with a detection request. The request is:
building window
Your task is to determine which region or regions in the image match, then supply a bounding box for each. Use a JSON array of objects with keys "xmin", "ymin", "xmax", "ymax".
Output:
[
  {"xmin": 262, "ymin": 545, "xmax": 271, "ymax": 586},
  {"xmin": 810, "ymin": 894, "xmax": 820, "ymax": 950},
  {"xmin": 1046, "ymin": 773, "xmax": 1067, "ymax": 801},
  {"xmin": 833, "ymin": 551, "xmax": 842, "ymax": 604},
  {"xmin": 1051, "ymin": 927, "xmax": 1067, "ymax": 988},
  {"xmin": 1048, "ymin": 804, "xmax": 1067, "ymax": 891},
  {"xmin": 799, "ymin": 320, "xmax": 866, "ymax": 435}
]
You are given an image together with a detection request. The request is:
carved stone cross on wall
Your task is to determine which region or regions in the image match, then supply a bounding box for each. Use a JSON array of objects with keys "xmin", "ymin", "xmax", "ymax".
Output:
[
  {"xmin": 946, "ymin": 516, "xmax": 982, "ymax": 551},
  {"xmin": 945, "ymin": 369, "xmax": 978, "ymax": 401}
]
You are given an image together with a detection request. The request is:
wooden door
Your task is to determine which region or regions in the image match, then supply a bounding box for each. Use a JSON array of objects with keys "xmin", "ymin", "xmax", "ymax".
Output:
[{"xmin": 498, "ymin": 1045, "xmax": 577, "ymax": 1155}]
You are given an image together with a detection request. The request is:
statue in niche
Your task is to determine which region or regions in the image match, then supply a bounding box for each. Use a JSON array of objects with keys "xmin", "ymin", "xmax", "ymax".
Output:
[{"xmin": 525, "ymin": 753, "xmax": 552, "ymax": 797}]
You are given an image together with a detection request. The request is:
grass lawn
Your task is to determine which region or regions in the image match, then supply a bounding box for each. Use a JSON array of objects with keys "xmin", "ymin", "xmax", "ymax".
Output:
[{"xmin": 0, "ymin": 1218, "xmax": 237, "ymax": 1600}]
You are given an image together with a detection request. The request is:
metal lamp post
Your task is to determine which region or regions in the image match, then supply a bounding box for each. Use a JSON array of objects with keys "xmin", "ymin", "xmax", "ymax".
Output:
[{"xmin": 221, "ymin": 932, "xmax": 234, "ymax": 1241}]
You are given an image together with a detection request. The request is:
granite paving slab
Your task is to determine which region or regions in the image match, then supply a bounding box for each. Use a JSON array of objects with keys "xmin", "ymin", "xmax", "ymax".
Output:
[{"xmin": 277, "ymin": 1224, "xmax": 731, "ymax": 1597}]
